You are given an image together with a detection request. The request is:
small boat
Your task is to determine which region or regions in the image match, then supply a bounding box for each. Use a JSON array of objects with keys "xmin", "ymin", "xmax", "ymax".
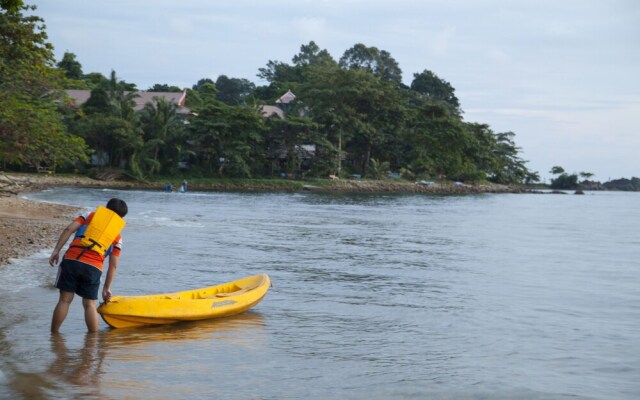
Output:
[{"xmin": 97, "ymin": 274, "xmax": 270, "ymax": 328}]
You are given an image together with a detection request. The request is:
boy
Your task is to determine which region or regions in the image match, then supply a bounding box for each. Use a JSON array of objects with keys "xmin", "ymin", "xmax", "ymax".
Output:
[{"xmin": 49, "ymin": 198, "xmax": 128, "ymax": 333}]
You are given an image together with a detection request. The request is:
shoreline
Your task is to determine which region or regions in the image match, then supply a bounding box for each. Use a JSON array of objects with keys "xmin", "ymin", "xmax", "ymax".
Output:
[
  {"xmin": 0, "ymin": 172, "xmax": 526, "ymax": 267},
  {"xmin": 1, "ymin": 172, "xmax": 527, "ymax": 194}
]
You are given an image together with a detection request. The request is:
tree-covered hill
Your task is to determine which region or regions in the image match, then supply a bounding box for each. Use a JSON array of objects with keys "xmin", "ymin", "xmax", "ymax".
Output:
[{"xmin": 2, "ymin": 2, "xmax": 539, "ymax": 185}]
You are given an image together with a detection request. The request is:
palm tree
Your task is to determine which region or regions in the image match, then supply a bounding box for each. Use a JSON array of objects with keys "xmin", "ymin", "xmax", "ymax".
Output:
[{"xmin": 138, "ymin": 97, "xmax": 184, "ymax": 175}]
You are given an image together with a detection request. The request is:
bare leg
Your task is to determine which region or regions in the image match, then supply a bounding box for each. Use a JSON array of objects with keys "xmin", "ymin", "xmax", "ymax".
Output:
[
  {"xmin": 52, "ymin": 291, "xmax": 74, "ymax": 333},
  {"xmin": 82, "ymin": 298, "xmax": 99, "ymax": 332}
]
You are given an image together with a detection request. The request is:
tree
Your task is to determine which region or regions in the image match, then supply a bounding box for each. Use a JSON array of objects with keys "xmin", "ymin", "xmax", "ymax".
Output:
[
  {"xmin": 339, "ymin": 43, "xmax": 402, "ymax": 85},
  {"xmin": 71, "ymin": 71, "xmax": 141, "ymax": 169},
  {"xmin": 192, "ymin": 78, "xmax": 214, "ymax": 91},
  {"xmin": 411, "ymin": 70, "xmax": 461, "ymax": 114},
  {"xmin": 1, "ymin": 97, "xmax": 89, "ymax": 170},
  {"xmin": 1, "ymin": 2, "xmax": 90, "ymax": 170},
  {"xmin": 56, "ymin": 51, "xmax": 83, "ymax": 80},
  {"xmin": 403, "ymin": 103, "xmax": 479, "ymax": 180},
  {"xmin": 189, "ymin": 100, "xmax": 264, "ymax": 177},
  {"xmin": 292, "ymin": 41, "xmax": 335, "ymax": 67},
  {"xmin": 579, "ymin": 171, "xmax": 594, "ymax": 181},
  {"xmin": 263, "ymin": 115, "xmax": 320, "ymax": 176},
  {"xmin": 550, "ymin": 173, "xmax": 578, "ymax": 189},
  {"xmin": 148, "ymin": 83, "xmax": 182, "ymax": 92},
  {"xmin": 300, "ymin": 61, "xmax": 405, "ymax": 176},
  {"xmin": 256, "ymin": 42, "xmax": 337, "ymax": 102},
  {"xmin": 215, "ymin": 75, "xmax": 256, "ymax": 105},
  {"xmin": 490, "ymin": 131, "xmax": 530, "ymax": 184},
  {"xmin": 136, "ymin": 97, "xmax": 185, "ymax": 175},
  {"xmin": 82, "ymin": 72, "xmax": 108, "ymax": 89},
  {"xmin": 549, "ymin": 166, "xmax": 578, "ymax": 189}
]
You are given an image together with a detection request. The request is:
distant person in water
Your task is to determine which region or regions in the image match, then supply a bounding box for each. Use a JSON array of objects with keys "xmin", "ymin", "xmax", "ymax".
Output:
[
  {"xmin": 180, "ymin": 180, "xmax": 188, "ymax": 192},
  {"xmin": 164, "ymin": 183, "xmax": 173, "ymax": 192},
  {"xmin": 48, "ymin": 198, "xmax": 128, "ymax": 333}
]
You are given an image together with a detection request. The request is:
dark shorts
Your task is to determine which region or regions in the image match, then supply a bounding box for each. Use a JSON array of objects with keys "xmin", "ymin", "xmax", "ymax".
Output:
[{"xmin": 55, "ymin": 259, "xmax": 102, "ymax": 300}]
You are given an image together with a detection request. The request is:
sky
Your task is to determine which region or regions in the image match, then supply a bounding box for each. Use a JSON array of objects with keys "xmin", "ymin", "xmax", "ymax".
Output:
[{"xmin": 33, "ymin": 0, "xmax": 640, "ymax": 181}]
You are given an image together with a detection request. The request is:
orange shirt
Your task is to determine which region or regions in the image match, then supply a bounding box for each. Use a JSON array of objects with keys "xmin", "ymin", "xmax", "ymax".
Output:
[{"xmin": 63, "ymin": 212, "xmax": 122, "ymax": 271}]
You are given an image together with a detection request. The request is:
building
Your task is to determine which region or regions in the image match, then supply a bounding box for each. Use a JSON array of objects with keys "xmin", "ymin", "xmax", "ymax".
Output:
[{"xmin": 64, "ymin": 89, "xmax": 191, "ymax": 114}]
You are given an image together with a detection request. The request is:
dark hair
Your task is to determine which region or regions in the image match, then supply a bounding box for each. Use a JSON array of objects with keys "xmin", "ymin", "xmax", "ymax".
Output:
[{"xmin": 106, "ymin": 198, "xmax": 128, "ymax": 218}]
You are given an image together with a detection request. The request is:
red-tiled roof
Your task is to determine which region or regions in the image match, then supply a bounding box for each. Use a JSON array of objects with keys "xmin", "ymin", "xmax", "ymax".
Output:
[{"xmin": 64, "ymin": 90, "xmax": 191, "ymax": 114}]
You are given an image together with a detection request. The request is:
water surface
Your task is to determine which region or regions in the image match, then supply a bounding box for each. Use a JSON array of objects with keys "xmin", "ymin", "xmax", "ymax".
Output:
[{"xmin": 1, "ymin": 188, "xmax": 638, "ymax": 399}]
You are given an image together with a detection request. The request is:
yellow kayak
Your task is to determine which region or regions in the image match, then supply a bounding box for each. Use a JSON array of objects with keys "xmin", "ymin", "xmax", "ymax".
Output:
[{"xmin": 97, "ymin": 274, "xmax": 270, "ymax": 328}]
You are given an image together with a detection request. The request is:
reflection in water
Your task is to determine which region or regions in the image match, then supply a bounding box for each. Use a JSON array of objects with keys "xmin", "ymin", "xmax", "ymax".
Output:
[
  {"xmin": 2, "ymin": 333, "xmax": 104, "ymax": 399},
  {"xmin": 47, "ymin": 333, "xmax": 104, "ymax": 398},
  {"xmin": 2, "ymin": 312, "xmax": 265, "ymax": 399},
  {"xmin": 102, "ymin": 311, "xmax": 266, "ymax": 349}
]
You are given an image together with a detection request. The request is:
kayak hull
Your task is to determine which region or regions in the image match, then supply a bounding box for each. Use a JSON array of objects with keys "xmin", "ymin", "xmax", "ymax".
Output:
[{"xmin": 97, "ymin": 274, "xmax": 270, "ymax": 328}]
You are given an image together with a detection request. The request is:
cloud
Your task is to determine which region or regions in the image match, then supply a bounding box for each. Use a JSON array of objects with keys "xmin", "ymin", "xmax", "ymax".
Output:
[
  {"xmin": 169, "ymin": 18, "xmax": 194, "ymax": 36},
  {"xmin": 291, "ymin": 17, "xmax": 329, "ymax": 42},
  {"xmin": 427, "ymin": 26, "xmax": 457, "ymax": 56}
]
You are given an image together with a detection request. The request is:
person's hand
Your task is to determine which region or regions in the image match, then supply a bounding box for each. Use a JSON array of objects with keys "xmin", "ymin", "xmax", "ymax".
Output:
[
  {"xmin": 49, "ymin": 251, "xmax": 59, "ymax": 267},
  {"xmin": 102, "ymin": 288, "xmax": 112, "ymax": 303}
]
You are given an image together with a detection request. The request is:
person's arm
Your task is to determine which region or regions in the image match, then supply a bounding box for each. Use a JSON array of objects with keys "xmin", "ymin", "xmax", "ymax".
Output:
[
  {"xmin": 48, "ymin": 220, "xmax": 82, "ymax": 267},
  {"xmin": 102, "ymin": 254, "xmax": 119, "ymax": 302}
]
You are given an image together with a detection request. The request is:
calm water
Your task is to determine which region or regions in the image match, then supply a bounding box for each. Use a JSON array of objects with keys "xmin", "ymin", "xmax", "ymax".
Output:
[{"xmin": 0, "ymin": 188, "xmax": 638, "ymax": 399}]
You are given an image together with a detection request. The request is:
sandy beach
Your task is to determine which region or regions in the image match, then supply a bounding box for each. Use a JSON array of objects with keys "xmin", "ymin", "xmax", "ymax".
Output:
[
  {"xmin": 0, "ymin": 195, "xmax": 80, "ymax": 266},
  {"xmin": 0, "ymin": 173, "xmax": 84, "ymax": 265}
]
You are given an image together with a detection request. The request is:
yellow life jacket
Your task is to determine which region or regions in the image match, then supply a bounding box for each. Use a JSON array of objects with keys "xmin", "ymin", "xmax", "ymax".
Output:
[{"xmin": 78, "ymin": 206, "xmax": 126, "ymax": 256}]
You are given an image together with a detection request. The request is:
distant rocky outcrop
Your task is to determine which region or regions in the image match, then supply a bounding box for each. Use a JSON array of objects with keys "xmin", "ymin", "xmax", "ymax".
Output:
[
  {"xmin": 579, "ymin": 178, "xmax": 640, "ymax": 192},
  {"xmin": 580, "ymin": 180, "xmax": 606, "ymax": 191},
  {"xmin": 602, "ymin": 177, "xmax": 640, "ymax": 191}
]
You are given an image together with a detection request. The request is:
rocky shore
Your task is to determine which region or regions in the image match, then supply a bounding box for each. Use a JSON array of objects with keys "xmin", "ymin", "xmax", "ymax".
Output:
[{"xmin": 0, "ymin": 172, "xmax": 523, "ymax": 266}]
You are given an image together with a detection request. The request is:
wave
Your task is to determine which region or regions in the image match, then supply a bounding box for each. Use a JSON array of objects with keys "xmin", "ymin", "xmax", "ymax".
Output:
[
  {"xmin": 133, "ymin": 213, "xmax": 204, "ymax": 228},
  {"xmin": 0, "ymin": 249, "xmax": 54, "ymax": 293}
]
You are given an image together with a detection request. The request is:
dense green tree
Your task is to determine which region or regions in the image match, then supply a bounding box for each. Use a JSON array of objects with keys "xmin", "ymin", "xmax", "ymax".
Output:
[
  {"xmin": 82, "ymin": 72, "xmax": 108, "ymax": 89},
  {"xmin": 263, "ymin": 115, "xmax": 320, "ymax": 176},
  {"xmin": 300, "ymin": 63, "xmax": 403, "ymax": 176},
  {"xmin": 339, "ymin": 43, "xmax": 402, "ymax": 85},
  {"xmin": 1, "ymin": 97, "xmax": 89, "ymax": 170},
  {"xmin": 579, "ymin": 171, "xmax": 594, "ymax": 180},
  {"xmin": 549, "ymin": 165, "xmax": 578, "ymax": 189},
  {"xmin": 192, "ymin": 78, "xmax": 214, "ymax": 91},
  {"xmin": 403, "ymin": 103, "xmax": 479, "ymax": 180},
  {"xmin": 490, "ymin": 131, "xmax": 530, "ymax": 184},
  {"xmin": 550, "ymin": 173, "xmax": 579, "ymax": 189},
  {"xmin": 215, "ymin": 75, "xmax": 256, "ymax": 105},
  {"xmin": 189, "ymin": 101, "xmax": 264, "ymax": 177},
  {"xmin": 464, "ymin": 123, "xmax": 499, "ymax": 176},
  {"xmin": 411, "ymin": 70, "xmax": 461, "ymax": 114},
  {"xmin": 56, "ymin": 51, "xmax": 83, "ymax": 80},
  {"xmin": 0, "ymin": 2, "xmax": 89, "ymax": 170},
  {"xmin": 147, "ymin": 83, "xmax": 182, "ymax": 92},
  {"xmin": 136, "ymin": 97, "xmax": 184, "ymax": 175},
  {"xmin": 292, "ymin": 41, "xmax": 335, "ymax": 67},
  {"xmin": 72, "ymin": 71, "xmax": 141, "ymax": 169}
]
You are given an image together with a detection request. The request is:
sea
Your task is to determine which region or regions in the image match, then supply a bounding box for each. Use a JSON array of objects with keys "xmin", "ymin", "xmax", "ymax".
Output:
[{"xmin": 0, "ymin": 187, "xmax": 638, "ymax": 399}]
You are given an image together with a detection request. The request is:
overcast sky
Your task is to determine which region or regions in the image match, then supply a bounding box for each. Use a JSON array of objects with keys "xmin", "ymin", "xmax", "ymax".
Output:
[{"xmin": 34, "ymin": 0, "xmax": 639, "ymax": 181}]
